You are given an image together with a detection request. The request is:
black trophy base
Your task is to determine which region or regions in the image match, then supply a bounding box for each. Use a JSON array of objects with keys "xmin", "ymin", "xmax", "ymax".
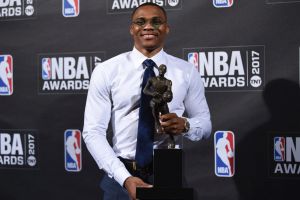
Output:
[
  {"xmin": 154, "ymin": 149, "xmax": 182, "ymax": 187},
  {"xmin": 137, "ymin": 149, "xmax": 194, "ymax": 200},
  {"xmin": 137, "ymin": 187, "xmax": 193, "ymax": 200}
]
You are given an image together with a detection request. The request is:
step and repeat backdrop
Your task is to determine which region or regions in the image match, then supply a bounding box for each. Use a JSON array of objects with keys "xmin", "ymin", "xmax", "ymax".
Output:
[{"xmin": 1, "ymin": 0, "xmax": 300, "ymax": 199}]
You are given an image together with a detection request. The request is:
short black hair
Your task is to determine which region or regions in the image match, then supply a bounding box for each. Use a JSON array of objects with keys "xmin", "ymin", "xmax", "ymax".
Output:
[{"xmin": 131, "ymin": 2, "xmax": 167, "ymax": 20}]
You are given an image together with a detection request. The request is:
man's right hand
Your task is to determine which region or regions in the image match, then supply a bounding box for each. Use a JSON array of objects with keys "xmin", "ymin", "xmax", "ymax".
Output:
[{"xmin": 124, "ymin": 176, "xmax": 152, "ymax": 200}]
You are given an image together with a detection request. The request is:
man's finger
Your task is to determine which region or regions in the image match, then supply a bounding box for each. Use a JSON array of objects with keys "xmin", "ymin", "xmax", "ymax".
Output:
[
  {"xmin": 137, "ymin": 184, "xmax": 153, "ymax": 188},
  {"xmin": 160, "ymin": 117, "xmax": 178, "ymax": 127},
  {"xmin": 160, "ymin": 113, "xmax": 177, "ymax": 121}
]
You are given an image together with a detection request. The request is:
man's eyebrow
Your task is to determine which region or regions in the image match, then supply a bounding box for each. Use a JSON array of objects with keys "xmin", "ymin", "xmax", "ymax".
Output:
[{"xmin": 134, "ymin": 16, "xmax": 163, "ymax": 19}]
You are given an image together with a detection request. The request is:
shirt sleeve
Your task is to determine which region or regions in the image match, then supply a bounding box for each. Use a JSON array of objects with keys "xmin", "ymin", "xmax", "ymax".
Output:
[
  {"xmin": 183, "ymin": 65, "xmax": 212, "ymax": 141},
  {"xmin": 82, "ymin": 65, "xmax": 131, "ymax": 186}
]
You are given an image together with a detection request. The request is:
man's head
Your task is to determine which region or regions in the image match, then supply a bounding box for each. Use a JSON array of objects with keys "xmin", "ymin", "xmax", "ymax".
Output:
[{"xmin": 130, "ymin": 3, "xmax": 169, "ymax": 56}]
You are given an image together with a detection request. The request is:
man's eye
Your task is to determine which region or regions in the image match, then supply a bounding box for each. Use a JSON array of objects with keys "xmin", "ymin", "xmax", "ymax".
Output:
[
  {"xmin": 134, "ymin": 19, "xmax": 146, "ymax": 26},
  {"xmin": 152, "ymin": 19, "xmax": 163, "ymax": 25}
]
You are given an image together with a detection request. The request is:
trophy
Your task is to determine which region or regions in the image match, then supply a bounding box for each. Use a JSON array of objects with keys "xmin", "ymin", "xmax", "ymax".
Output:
[
  {"xmin": 143, "ymin": 64, "xmax": 175, "ymax": 149},
  {"xmin": 138, "ymin": 64, "xmax": 193, "ymax": 200}
]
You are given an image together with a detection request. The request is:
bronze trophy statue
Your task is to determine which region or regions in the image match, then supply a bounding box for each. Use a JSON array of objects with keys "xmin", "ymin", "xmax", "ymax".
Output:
[
  {"xmin": 143, "ymin": 64, "xmax": 175, "ymax": 149},
  {"xmin": 138, "ymin": 65, "xmax": 193, "ymax": 200}
]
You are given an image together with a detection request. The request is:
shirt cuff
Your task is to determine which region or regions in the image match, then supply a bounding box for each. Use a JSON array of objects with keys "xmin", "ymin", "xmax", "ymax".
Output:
[
  {"xmin": 182, "ymin": 118, "xmax": 204, "ymax": 141},
  {"xmin": 113, "ymin": 166, "xmax": 132, "ymax": 187}
]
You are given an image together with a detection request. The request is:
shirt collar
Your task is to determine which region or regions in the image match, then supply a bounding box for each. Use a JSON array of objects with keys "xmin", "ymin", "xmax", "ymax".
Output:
[{"xmin": 130, "ymin": 47, "xmax": 167, "ymax": 69}]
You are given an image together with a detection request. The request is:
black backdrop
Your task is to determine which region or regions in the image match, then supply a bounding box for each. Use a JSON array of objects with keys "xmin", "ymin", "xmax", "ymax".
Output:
[{"xmin": 1, "ymin": 0, "xmax": 300, "ymax": 199}]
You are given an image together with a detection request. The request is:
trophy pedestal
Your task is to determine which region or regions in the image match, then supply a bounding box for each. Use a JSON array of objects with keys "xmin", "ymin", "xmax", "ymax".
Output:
[{"xmin": 137, "ymin": 149, "xmax": 194, "ymax": 200}]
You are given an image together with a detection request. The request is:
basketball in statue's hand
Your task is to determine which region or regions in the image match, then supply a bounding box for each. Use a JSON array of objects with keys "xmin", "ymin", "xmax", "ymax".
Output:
[{"xmin": 163, "ymin": 91, "xmax": 172, "ymax": 102}]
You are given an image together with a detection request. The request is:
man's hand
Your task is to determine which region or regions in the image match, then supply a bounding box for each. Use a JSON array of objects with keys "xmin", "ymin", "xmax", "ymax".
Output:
[
  {"xmin": 124, "ymin": 176, "xmax": 152, "ymax": 200},
  {"xmin": 160, "ymin": 113, "xmax": 185, "ymax": 135}
]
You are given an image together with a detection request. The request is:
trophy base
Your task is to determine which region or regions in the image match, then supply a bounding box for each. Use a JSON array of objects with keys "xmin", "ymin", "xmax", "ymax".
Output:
[
  {"xmin": 154, "ymin": 149, "xmax": 182, "ymax": 187},
  {"xmin": 137, "ymin": 149, "xmax": 194, "ymax": 200},
  {"xmin": 137, "ymin": 187, "xmax": 193, "ymax": 200}
]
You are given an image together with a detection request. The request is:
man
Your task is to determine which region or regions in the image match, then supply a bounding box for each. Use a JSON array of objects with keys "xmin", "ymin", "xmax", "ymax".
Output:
[{"xmin": 83, "ymin": 3, "xmax": 211, "ymax": 200}]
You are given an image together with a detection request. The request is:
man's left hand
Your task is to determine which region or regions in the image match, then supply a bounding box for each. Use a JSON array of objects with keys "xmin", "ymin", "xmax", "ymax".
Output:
[{"xmin": 160, "ymin": 113, "xmax": 185, "ymax": 135}]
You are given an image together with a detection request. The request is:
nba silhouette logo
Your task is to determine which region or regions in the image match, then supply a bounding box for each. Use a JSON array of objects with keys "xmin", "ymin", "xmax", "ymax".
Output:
[
  {"xmin": 63, "ymin": 0, "xmax": 80, "ymax": 17},
  {"xmin": 42, "ymin": 58, "xmax": 51, "ymax": 80},
  {"xmin": 274, "ymin": 137, "xmax": 285, "ymax": 162},
  {"xmin": 0, "ymin": 55, "xmax": 13, "ymax": 96},
  {"xmin": 188, "ymin": 52, "xmax": 199, "ymax": 72},
  {"xmin": 213, "ymin": 0, "xmax": 234, "ymax": 8},
  {"xmin": 64, "ymin": 129, "xmax": 82, "ymax": 172},
  {"xmin": 214, "ymin": 131, "xmax": 235, "ymax": 177}
]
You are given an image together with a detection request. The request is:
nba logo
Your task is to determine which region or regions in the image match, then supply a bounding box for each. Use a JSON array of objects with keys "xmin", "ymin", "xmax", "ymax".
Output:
[
  {"xmin": 0, "ymin": 55, "xmax": 13, "ymax": 96},
  {"xmin": 274, "ymin": 137, "xmax": 285, "ymax": 162},
  {"xmin": 63, "ymin": 0, "xmax": 80, "ymax": 17},
  {"xmin": 213, "ymin": 0, "xmax": 234, "ymax": 8},
  {"xmin": 42, "ymin": 58, "xmax": 51, "ymax": 80},
  {"xmin": 188, "ymin": 52, "xmax": 199, "ymax": 72},
  {"xmin": 64, "ymin": 129, "xmax": 82, "ymax": 172},
  {"xmin": 214, "ymin": 131, "xmax": 235, "ymax": 177}
]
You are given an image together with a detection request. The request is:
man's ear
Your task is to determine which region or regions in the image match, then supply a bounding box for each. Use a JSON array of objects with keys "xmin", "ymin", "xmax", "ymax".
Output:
[
  {"xmin": 130, "ymin": 25, "xmax": 134, "ymax": 36},
  {"xmin": 166, "ymin": 24, "xmax": 170, "ymax": 35}
]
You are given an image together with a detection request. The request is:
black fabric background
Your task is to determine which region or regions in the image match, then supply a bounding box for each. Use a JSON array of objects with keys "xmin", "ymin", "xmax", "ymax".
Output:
[{"xmin": 1, "ymin": 1, "xmax": 300, "ymax": 199}]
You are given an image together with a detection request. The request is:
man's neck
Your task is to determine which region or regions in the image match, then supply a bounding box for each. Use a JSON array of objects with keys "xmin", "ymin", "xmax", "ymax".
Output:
[{"xmin": 135, "ymin": 46, "xmax": 163, "ymax": 58}]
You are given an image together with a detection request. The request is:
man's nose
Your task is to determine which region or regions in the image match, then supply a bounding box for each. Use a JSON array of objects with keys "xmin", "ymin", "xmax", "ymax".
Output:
[{"xmin": 143, "ymin": 21, "xmax": 154, "ymax": 30}]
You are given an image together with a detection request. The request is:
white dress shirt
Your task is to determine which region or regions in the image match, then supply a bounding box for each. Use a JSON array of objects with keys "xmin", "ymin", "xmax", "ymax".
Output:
[{"xmin": 82, "ymin": 47, "xmax": 211, "ymax": 186}]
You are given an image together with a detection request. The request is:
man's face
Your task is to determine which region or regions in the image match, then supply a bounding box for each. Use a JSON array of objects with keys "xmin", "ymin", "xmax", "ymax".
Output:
[{"xmin": 130, "ymin": 5, "xmax": 169, "ymax": 53}]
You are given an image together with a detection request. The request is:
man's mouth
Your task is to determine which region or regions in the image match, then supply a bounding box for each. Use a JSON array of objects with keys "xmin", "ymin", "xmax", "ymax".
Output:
[{"xmin": 141, "ymin": 33, "xmax": 157, "ymax": 39}]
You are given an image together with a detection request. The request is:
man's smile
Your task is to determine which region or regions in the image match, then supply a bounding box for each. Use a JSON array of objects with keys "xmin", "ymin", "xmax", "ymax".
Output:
[{"xmin": 140, "ymin": 32, "xmax": 158, "ymax": 39}]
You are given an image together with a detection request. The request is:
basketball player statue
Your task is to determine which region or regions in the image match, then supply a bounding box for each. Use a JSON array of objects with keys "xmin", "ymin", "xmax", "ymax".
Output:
[{"xmin": 143, "ymin": 64, "xmax": 175, "ymax": 148}]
